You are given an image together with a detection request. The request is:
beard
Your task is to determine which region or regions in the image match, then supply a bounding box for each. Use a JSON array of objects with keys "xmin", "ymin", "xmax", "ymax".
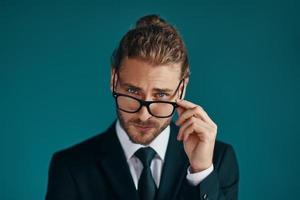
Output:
[{"xmin": 117, "ymin": 109, "xmax": 172, "ymax": 145}]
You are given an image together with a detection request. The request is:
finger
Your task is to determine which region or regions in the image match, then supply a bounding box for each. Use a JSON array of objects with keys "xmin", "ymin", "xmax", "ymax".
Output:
[
  {"xmin": 176, "ymin": 106, "xmax": 205, "ymax": 126},
  {"xmin": 177, "ymin": 116, "xmax": 195, "ymax": 140},
  {"xmin": 181, "ymin": 121, "xmax": 210, "ymax": 142},
  {"xmin": 176, "ymin": 106, "xmax": 185, "ymax": 117},
  {"xmin": 177, "ymin": 100, "xmax": 215, "ymax": 125},
  {"xmin": 178, "ymin": 117, "xmax": 210, "ymax": 141},
  {"xmin": 182, "ymin": 124, "xmax": 207, "ymax": 142},
  {"xmin": 182, "ymin": 123, "xmax": 195, "ymax": 142},
  {"xmin": 176, "ymin": 99, "xmax": 198, "ymax": 109}
]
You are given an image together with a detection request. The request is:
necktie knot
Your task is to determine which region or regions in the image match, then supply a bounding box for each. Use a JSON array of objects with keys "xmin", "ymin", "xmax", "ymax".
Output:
[{"xmin": 135, "ymin": 147, "xmax": 156, "ymax": 168}]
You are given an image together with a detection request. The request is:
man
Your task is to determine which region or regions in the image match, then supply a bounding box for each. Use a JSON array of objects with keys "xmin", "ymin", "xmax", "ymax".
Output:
[{"xmin": 46, "ymin": 14, "xmax": 239, "ymax": 200}]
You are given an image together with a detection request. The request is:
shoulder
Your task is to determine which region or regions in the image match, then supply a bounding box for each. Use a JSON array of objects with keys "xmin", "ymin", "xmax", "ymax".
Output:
[
  {"xmin": 50, "ymin": 123, "xmax": 115, "ymax": 165},
  {"xmin": 213, "ymin": 140, "xmax": 239, "ymax": 181},
  {"xmin": 213, "ymin": 140, "xmax": 238, "ymax": 164},
  {"xmin": 214, "ymin": 140, "xmax": 236, "ymax": 155}
]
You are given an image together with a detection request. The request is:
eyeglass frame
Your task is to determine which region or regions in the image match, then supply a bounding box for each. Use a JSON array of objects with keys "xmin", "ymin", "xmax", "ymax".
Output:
[{"xmin": 112, "ymin": 71, "xmax": 185, "ymax": 118}]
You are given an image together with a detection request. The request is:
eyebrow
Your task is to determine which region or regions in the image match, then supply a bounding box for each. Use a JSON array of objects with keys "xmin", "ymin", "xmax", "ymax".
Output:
[
  {"xmin": 153, "ymin": 88, "xmax": 173, "ymax": 93},
  {"xmin": 121, "ymin": 83, "xmax": 142, "ymax": 91},
  {"xmin": 120, "ymin": 82, "xmax": 174, "ymax": 93}
]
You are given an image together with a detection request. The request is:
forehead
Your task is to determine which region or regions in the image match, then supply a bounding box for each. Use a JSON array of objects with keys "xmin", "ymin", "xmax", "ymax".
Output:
[{"xmin": 119, "ymin": 57, "xmax": 181, "ymax": 89}]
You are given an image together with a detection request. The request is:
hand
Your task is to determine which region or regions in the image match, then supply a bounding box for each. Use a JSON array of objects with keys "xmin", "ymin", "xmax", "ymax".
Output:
[{"xmin": 176, "ymin": 99, "xmax": 217, "ymax": 172}]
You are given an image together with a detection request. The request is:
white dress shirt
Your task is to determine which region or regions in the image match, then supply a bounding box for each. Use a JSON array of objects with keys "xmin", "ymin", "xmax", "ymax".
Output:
[{"xmin": 115, "ymin": 120, "xmax": 213, "ymax": 189}]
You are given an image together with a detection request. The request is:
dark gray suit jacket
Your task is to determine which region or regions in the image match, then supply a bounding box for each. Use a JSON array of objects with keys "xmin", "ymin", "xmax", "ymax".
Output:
[{"xmin": 46, "ymin": 121, "xmax": 239, "ymax": 200}]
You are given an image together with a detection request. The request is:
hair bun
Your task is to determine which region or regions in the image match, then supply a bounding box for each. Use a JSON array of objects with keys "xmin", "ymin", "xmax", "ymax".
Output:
[{"xmin": 135, "ymin": 14, "xmax": 168, "ymax": 28}]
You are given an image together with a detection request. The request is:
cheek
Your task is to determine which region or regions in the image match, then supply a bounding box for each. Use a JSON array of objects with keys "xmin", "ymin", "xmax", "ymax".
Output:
[
  {"xmin": 151, "ymin": 117, "xmax": 171, "ymax": 129},
  {"xmin": 118, "ymin": 110, "xmax": 136, "ymax": 124},
  {"xmin": 157, "ymin": 118, "xmax": 168, "ymax": 125}
]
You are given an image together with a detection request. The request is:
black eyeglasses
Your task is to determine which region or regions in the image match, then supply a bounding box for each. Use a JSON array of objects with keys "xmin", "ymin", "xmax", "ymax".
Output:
[{"xmin": 112, "ymin": 72, "xmax": 185, "ymax": 118}]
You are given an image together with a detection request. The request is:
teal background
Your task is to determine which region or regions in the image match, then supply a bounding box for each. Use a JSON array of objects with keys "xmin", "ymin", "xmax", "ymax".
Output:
[{"xmin": 1, "ymin": 0, "xmax": 299, "ymax": 199}]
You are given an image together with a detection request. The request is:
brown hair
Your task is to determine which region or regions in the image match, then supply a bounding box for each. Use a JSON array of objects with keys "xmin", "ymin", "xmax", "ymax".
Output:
[{"xmin": 111, "ymin": 14, "xmax": 190, "ymax": 79}]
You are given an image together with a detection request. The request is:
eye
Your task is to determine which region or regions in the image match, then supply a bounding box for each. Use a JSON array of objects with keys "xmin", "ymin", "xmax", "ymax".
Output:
[
  {"xmin": 156, "ymin": 92, "xmax": 170, "ymax": 99},
  {"xmin": 126, "ymin": 87, "xmax": 138, "ymax": 94}
]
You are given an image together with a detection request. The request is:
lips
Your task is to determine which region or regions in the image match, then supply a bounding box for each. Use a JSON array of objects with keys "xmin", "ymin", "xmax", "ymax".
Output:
[{"xmin": 133, "ymin": 124, "xmax": 154, "ymax": 131}]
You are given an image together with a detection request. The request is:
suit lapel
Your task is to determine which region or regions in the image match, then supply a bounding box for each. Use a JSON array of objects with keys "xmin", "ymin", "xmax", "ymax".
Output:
[
  {"xmin": 156, "ymin": 122, "xmax": 189, "ymax": 200},
  {"xmin": 96, "ymin": 123, "xmax": 139, "ymax": 200}
]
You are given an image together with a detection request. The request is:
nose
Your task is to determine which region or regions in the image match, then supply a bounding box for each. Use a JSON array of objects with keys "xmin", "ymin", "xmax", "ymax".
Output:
[{"xmin": 137, "ymin": 105, "xmax": 152, "ymax": 121}]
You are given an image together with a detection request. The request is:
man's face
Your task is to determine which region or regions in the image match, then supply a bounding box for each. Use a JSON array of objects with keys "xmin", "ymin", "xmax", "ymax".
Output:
[{"xmin": 111, "ymin": 57, "xmax": 184, "ymax": 145}]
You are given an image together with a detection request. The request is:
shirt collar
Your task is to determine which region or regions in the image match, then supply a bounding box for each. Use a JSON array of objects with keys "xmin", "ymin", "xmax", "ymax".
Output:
[{"xmin": 116, "ymin": 120, "xmax": 170, "ymax": 161}]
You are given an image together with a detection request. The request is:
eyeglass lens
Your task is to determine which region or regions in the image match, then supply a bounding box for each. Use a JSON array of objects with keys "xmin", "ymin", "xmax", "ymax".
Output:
[{"xmin": 116, "ymin": 95, "xmax": 174, "ymax": 117}]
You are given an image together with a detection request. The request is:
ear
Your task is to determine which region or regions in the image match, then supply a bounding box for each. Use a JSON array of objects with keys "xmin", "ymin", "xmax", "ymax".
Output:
[
  {"xmin": 110, "ymin": 67, "xmax": 117, "ymax": 92},
  {"xmin": 180, "ymin": 78, "xmax": 189, "ymax": 99}
]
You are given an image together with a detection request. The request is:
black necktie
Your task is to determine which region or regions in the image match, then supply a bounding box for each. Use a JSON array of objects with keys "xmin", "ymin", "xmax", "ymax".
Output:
[{"xmin": 134, "ymin": 147, "xmax": 157, "ymax": 200}]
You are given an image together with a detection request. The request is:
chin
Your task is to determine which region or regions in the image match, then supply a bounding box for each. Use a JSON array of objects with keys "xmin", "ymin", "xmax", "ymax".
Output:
[{"xmin": 128, "ymin": 129, "xmax": 157, "ymax": 145}]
